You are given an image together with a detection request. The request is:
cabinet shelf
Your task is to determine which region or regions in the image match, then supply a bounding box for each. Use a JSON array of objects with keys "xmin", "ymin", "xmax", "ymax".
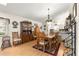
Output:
[{"xmin": 20, "ymin": 21, "xmax": 33, "ymax": 43}]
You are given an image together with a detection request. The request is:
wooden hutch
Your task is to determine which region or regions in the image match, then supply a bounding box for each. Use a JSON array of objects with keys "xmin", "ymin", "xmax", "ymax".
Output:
[{"xmin": 20, "ymin": 21, "xmax": 33, "ymax": 43}]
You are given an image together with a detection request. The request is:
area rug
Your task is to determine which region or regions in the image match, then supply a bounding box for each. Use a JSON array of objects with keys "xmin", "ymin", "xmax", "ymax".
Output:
[{"xmin": 33, "ymin": 43, "xmax": 60, "ymax": 56}]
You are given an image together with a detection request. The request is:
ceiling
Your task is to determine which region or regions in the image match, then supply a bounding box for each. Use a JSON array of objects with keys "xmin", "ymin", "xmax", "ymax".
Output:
[{"xmin": 0, "ymin": 3, "xmax": 73, "ymax": 22}]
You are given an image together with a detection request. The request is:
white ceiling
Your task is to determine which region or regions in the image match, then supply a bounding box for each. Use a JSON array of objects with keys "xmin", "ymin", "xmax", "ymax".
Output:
[{"xmin": 0, "ymin": 3, "xmax": 73, "ymax": 22}]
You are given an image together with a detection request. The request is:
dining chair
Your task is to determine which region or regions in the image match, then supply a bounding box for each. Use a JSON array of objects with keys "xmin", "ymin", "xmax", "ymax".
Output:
[
  {"xmin": 12, "ymin": 32, "xmax": 22, "ymax": 46},
  {"xmin": 51, "ymin": 32, "xmax": 61, "ymax": 51},
  {"xmin": 1, "ymin": 36, "xmax": 11, "ymax": 50},
  {"xmin": 32, "ymin": 31, "xmax": 37, "ymax": 40},
  {"xmin": 36, "ymin": 32, "xmax": 48, "ymax": 52}
]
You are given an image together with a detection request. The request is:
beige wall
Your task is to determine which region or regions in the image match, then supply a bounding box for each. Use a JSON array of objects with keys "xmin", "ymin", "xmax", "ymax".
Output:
[{"xmin": 0, "ymin": 12, "xmax": 42, "ymax": 48}]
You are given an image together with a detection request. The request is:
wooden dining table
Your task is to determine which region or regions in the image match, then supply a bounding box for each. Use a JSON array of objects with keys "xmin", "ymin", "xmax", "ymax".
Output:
[
  {"xmin": 45, "ymin": 34, "xmax": 56, "ymax": 52},
  {"xmin": 35, "ymin": 31, "xmax": 56, "ymax": 52}
]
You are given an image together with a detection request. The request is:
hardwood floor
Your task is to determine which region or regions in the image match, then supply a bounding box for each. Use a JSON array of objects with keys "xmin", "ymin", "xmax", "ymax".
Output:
[
  {"xmin": 0, "ymin": 40, "xmax": 65, "ymax": 56},
  {"xmin": 57, "ymin": 42, "xmax": 65, "ymax": 56}
]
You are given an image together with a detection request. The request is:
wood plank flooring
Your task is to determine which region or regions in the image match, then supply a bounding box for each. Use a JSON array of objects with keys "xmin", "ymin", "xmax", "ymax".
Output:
[{"xmin": 0, "ymin": 40, "xmax": 65, "ymax": 56}]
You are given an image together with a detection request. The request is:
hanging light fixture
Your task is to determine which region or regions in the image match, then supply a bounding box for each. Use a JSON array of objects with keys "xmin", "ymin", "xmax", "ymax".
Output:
[
  {"xmin": 45, "ymin": 8, "xmax": 52, "ymax": 36},
  {"xmin": 45, "ymin": 8, "xmax": 52, "ymax": 22}
]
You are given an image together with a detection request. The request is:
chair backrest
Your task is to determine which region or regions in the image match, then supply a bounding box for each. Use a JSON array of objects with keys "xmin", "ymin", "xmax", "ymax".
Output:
[
  {"xmin": 36, "ymin": 32, "xmax": 46, "ymax": 42},
  {"xmin": 34, "ymin": 24, "xmax": 41, "ymax": 35},
  {"xmin": 34, "ymin": 24, "xmax": 46, "ymax": 42},
  {"xmin": 2, "ymin": 36, "xmax": 10, "ymax": 41},
  {"xmin": 12, "ymin": 32, "xmax": 19, "ymax": 39}
]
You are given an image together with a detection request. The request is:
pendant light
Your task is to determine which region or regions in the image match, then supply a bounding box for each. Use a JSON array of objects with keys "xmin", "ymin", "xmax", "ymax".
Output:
[{"xmin": 45, "ymin": 8, "xmax": 52, "ymax": 22}]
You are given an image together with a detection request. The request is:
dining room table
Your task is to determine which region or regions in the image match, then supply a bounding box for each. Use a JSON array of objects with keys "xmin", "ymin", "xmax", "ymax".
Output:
[
  {"xmin": 45, "ymin": 34, "xmax": 56, "ymax": 52},
  {"xmin": 35, "ymin": 31, "xmax": 56, "ymax": 52}
]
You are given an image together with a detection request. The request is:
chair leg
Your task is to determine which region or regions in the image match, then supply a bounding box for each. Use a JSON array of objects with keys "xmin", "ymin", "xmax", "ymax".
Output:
[
  {"xmin": 9, "ymin": 40, "xmax": 11, "ymax": 47},
  {"xmin": 43, "ymin": 45, "xmax": 45, "ymax": 52},
  {"xmin": 37, "ymin": 39, "xmax": 40, "ymax": 49}
]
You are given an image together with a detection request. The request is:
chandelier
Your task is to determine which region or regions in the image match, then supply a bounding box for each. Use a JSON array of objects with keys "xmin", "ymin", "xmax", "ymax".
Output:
[{"xmin": 45, "ymin": 8, "xmax": 52, "ymax": 22}]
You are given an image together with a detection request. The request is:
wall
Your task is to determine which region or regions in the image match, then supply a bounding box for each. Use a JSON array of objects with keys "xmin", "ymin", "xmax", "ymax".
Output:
[
  {"xmin": 43, "ymin": 11, "xmax": 70, "ymax": 35},
  {"xmin": 0, "ymin": 12, "xmax": 42, "ymax": 48},
  {"xmin": 76, "ymin": 4, "xmax": 79, "ymax": 56},
  {"xmin": 53, "ymin": 11, "xmax": 69, "ymax": 29}
]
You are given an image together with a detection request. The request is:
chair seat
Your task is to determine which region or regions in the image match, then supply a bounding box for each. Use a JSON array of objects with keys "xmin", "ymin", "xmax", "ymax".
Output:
[
  {"xmin": 13, "ymin": 38, "xmax": 21, "ymax": 41},
  {"xmin": 39, "ymin": 41, "xmax": 48, "ymax": 45},
  {"xmin": 47, "ymin": 34, "xmax": 55, "ymax": 38},
  {"xmin": 34, "ymin": 36, "xmax": 37, "ymax": 38}
]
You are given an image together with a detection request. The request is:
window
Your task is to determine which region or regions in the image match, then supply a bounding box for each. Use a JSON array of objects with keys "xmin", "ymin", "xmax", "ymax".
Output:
[{"xmin": 0, "ymin": 18, "xmax": 9, "ymax": 37}]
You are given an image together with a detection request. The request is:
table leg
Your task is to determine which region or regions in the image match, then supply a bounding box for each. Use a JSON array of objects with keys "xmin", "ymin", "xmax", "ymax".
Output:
[{"xmin": 49, "ymin": 39, "xmax": 52, "ymax": 52}]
